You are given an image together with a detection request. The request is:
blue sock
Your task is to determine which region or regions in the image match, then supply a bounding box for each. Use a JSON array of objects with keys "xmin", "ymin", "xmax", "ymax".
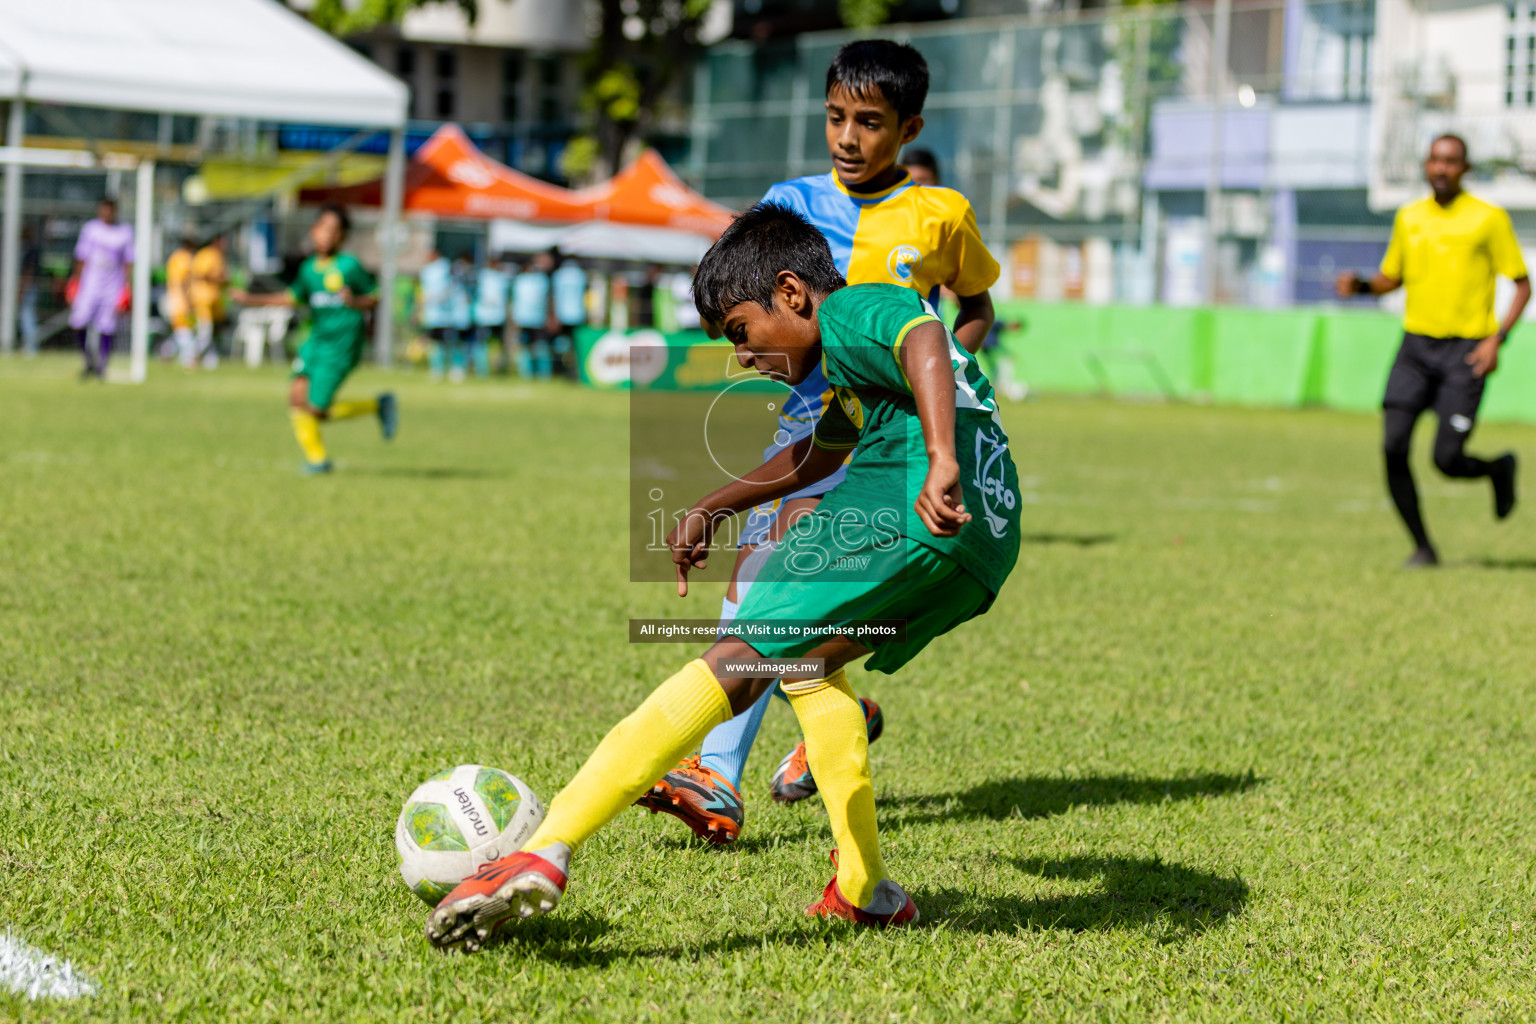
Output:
[
  {"xmin": 697, "ymin": 686, "xmax": 772, "ymax": 791},
  {"xmin": 699, "ymin": 594, "xmax": 770, "ymax": 790}
]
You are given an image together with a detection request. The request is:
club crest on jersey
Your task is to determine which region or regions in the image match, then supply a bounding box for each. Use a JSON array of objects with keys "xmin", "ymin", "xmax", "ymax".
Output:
[
  {"xmin": 323, "ymin": 268, "xmax": 345, "ymax": 292},
  {"xmin": 887, "ymin": 245, "xmax": 923, "ymax": 284},
  {"xmin": 833, "ymin": 385, "xmax": 864, "ymax": 429},
  {"xmin": 973, "ymin": 428, "xmax": 1016, "ymax": 539}
]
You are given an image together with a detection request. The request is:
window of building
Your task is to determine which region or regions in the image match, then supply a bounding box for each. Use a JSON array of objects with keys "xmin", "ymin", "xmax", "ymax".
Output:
[
  {"xmin": 502, "ymin": 52, "xmax": 523, "ymax": 123},
  {"xmin": 394, "ymin": 46, "xmax": 418, "ymax": 118},
  {"xmin": 539, "ymin": 57, "xmax": 563, "ymax": 124},
  {"xmin": 1508, "ymin": 2, "xmax": 1536, "ymax": 107},
  {"xmin": 433, "ymin": 47, "xmax": 457, "ymax": 120},
  {"xmin": 1293, "ymin": 0, "xmax": 1373, "ymax": 101}
]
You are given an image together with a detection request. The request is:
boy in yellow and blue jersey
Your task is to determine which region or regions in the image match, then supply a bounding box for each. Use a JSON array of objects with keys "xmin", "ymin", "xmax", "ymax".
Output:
[{"xmin": 635, "ymin": 39, "xmax": 1001, "ymax": 844}]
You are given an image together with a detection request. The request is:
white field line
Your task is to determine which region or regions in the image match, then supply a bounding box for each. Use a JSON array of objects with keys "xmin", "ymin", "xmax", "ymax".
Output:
[{"xmin": 0, "ymin": 932, "xmax": 98, "ymax": 1001}]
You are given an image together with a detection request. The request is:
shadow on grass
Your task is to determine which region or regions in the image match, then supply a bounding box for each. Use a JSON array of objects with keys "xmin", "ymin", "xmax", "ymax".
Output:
[
  {"xmin": 1020, "ymin": 532, "xmax": 1117, "ymax": 547},
  {"xmin": 1469, "ymin": 556, "xmax": 1536, "ymax": 571},
  {"xmin": 920, "ymin": 854, "xmax": 1249, "ymax": 940},
  {"xmin": 488, "ymin": 911, "xmax": 620, "ymax": 965},
  {"xmin": 880, "ymin": 771, "xmax": 1262, "ymax": 830},
  {"xmin": 651, "ymin": 822, "xmax": 823, "ymax": 854},
  {"xmin": 354, "ymin": 465, "xmax": 502, "ymax": 480},
  {"xmin": 484, "ymin": 854, "xmax": 1247, "ymax": 964}
]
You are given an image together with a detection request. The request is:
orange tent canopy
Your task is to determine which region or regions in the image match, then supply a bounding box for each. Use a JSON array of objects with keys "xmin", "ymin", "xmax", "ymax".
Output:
[
  {"xmin": 577, "ymin": 150, "xmax": 734, "ymax": 238},
  {"xmin": 299, "ymin": 124, "xmax": 592, "ymax": 222},
  {"xmin": 301, "ymin": 129, "xmax": 734, "ymax": 238}
]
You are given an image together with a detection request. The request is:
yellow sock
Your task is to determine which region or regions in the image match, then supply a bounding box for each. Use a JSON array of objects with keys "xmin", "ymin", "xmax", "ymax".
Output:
[
  {"xmin": 289, "ymin": 410, "xmax": 327, "ymax": 464},
  {"xmin": 524, "ymin": 659, "xmax": 731, "ymax": 852},
  {"xmin": 783, "ymin": 670, "xmax": 885, "ymax": 906},
  {"xmin": 329, "ymin": 398, "xmax": 378, "ymax": 420}
]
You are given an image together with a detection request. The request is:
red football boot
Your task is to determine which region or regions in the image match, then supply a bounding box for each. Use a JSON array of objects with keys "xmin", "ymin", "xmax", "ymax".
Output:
[
  {"xmin": 804, "ymin": 851, "xmax": 920, "ymax": 928},
  {"xmin": 424, "ymin": 850, "xmax": 567, "ymax": 952}
]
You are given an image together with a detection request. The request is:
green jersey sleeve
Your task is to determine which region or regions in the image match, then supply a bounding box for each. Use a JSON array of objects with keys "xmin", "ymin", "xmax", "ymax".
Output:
[
  {"xmin": 819, "ymin": 284, "xmax": 943, "ymax": 396},
  {"xmin": 288, "ymin": 258, "xmax": 313, "ymax": 307},
  {"xmin": 812, "ymin": 385, "xmax": 861, "ymax": 450},
  {"xmin": 345, "ymin": 255, "xmax": 378, "ymax": 297}
]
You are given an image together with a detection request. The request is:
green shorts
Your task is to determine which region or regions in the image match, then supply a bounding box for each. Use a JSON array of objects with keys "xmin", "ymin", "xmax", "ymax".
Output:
[
  {"xmin": 291, "ymin": 340, "xmax": 362, "ymax": 411},
  {"xmin": 733, "ymin": 514, "xmax": 994, "ymax": 675}
]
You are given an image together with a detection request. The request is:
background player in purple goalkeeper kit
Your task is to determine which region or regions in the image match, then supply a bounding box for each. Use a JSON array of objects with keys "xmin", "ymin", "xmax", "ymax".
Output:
[{"xmin": 70, "ymin": 197, "xmax": 134, "ymax": 379}]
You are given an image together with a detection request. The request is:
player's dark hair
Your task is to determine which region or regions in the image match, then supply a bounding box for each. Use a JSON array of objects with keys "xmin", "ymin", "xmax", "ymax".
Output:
[
  {"xmin": 1431, "ymin": 133, "xmax": 1469, "ymax": 162},
  {"xmin": 98, "ymin": 196, "xmax": 117, "ymax": 210},
  {"xmin": 826, "ymin": 40, "xmax": 930, "ymax": 122},
  {"xmin": 317, "ymin": 202, "xmax": 351, "ymax": 236},
  {"xmin": 693, "ymin": 202, "xmax": 845, "ymax": 328},
  {"xmin": 902, "ymin": 147, "xmax": 940, "ymax": 181}
]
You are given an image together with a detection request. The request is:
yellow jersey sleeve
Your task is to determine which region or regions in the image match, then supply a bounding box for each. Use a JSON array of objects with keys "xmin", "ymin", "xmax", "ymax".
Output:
[
  {"xmin": 1380, "ymin": 209, "xmax": 1406, "ymax": 281},
  {"xmin": 165, "ymin": 251, "xmax": 191, "ymax": 288},
  {"xmin": 941, "ymin": 198, "xmax": 1001, "ymax": 297},
  {"xmin": 1489, "ymin": 208, "xmax": 1529, "ymax": 281}
]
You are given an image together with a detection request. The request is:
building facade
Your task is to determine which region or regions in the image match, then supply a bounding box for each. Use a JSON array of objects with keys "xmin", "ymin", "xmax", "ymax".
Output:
[{"xmin": 689, "ymin": 0, "xmax": 1534, "ymax": 307}]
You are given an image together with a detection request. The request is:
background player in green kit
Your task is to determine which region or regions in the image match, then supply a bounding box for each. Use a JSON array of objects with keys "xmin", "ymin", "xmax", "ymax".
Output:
[
  {"xmin": 232, "ymin": 204, "xmax": 398, "ymax": 474},
  {"xmin": 423, "ymin": 202, "xmax": 1020, "ymax": 949}
]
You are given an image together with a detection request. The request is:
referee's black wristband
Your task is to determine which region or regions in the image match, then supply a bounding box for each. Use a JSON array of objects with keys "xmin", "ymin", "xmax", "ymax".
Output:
[{"xmin": 1351, "ymin": 277, "xmax": 1373, "ymax": 295}]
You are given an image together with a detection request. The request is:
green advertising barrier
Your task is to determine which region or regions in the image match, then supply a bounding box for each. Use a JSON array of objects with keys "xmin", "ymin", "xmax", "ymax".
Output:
[
  {"xmin": 1098, "ymin": 305, "xmax": 1213, "ymax": 398},
  {"xmin": 994, "ymin": 302, "xmax": 1105, "ymax": 394},
  {"xmin": 1478, "ymin": 339, "xmax": 1536, "ymax": 423},
  {"xmin": 1208, "ymin": 309, "xmax": 1322, "ymax": 408},
  {"xmin": 1315, "ymin": 313, "xmax": 1402, "ymax": 413},
  {"xmin": 577, "ymin": 309, "xmax": 1536, "ymax": 424},
  {"xmin": 575, "ymin": 326, "xmax": 777, "ymax": 391},
  {"xmin": 996, "ymin": 303, "xmax": 1214, "ymax": 400}
]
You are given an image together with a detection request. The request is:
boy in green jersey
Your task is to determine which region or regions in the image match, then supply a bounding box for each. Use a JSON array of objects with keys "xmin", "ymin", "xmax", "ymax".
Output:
[
  {"xmin": 424, "ymin": 202, "xmax": 1020, "ymax": 950},
  {"xmin": 232, "ymin": 204, "xmax": 398, "ymax": 473}
]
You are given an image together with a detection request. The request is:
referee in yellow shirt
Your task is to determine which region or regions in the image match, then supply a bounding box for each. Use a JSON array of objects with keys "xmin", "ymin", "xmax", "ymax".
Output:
[{"xmin": 1337, "ymin": 134, "xmax": 1532, "ymax": 567}]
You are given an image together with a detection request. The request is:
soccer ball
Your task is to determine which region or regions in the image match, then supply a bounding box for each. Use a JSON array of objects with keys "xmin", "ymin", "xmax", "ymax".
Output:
[{"xmin": 394, "ymin": 765, "xmax": 544, "ymax": 905}]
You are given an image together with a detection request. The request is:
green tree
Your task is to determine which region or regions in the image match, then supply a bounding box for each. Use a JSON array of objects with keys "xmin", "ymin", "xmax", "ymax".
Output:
[
  {"xmin": 1113, "ymin": 0, "xmax": 1184, "ymax": 159},
  {"xmin": 303, "ymin": 0, "xmax": 480, "ymax": 35},
  {"xmin": 561, "ymin": 0, "xmax": 715, "ymax": 181},
  {"xmin": 838, "ymin": 0, "xmax": 897, "ymax": 28}
]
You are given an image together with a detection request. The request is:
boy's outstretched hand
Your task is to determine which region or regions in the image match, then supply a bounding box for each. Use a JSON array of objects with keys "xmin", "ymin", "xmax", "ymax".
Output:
[
  {"xmin": 666, "ymin": 507, "xmax": 716, "ymax": 597},
  {"xmin": 915, "ymin": 456, "xmax": 971, "ymax": 538}
]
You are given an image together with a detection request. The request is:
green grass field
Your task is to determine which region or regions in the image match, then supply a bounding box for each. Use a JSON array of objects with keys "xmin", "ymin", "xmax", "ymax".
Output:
[{"xmin": 3, "ymin": 354, "xmax": 1535, "ymax": 1022}]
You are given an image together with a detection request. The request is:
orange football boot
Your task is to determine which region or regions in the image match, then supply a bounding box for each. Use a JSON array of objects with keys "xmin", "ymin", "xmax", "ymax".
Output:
[
  {"xmin": 771, "ymin": 698, "xmax": 883, "ymax": 804},
  {"xmin": 635, "ymin": 755, "xmax": 744, "ymax": 844}
]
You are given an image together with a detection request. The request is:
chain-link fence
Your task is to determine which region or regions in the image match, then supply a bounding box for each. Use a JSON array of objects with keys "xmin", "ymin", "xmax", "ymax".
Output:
[{"xmin": 688, "ymin": 0, "xmax": 1534, "ymax": 310}]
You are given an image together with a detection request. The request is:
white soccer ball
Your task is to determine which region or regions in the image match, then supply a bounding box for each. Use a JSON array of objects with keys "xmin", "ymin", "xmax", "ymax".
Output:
[{"xmin": 394, "ymin": 764, "xmax": 544, "ymax": 905}]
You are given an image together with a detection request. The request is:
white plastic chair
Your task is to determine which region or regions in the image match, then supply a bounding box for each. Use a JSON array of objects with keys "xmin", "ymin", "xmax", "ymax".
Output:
[{"xmin": 234, "ymin": 307, "xmax": 294, "ymax": 367}]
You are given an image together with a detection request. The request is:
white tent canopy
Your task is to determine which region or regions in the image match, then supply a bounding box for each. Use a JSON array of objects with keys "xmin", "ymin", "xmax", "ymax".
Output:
[
  {"xmin": 488, "ymin": 220, "xmax": 712, "ymax": 265},
  {"xmin": 0, "ymin": 0, "xmax": 410, "ymax": 375},
  {"xmin": 0, "ymin": 0, "xmax": 408, "ymax": 126}
]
